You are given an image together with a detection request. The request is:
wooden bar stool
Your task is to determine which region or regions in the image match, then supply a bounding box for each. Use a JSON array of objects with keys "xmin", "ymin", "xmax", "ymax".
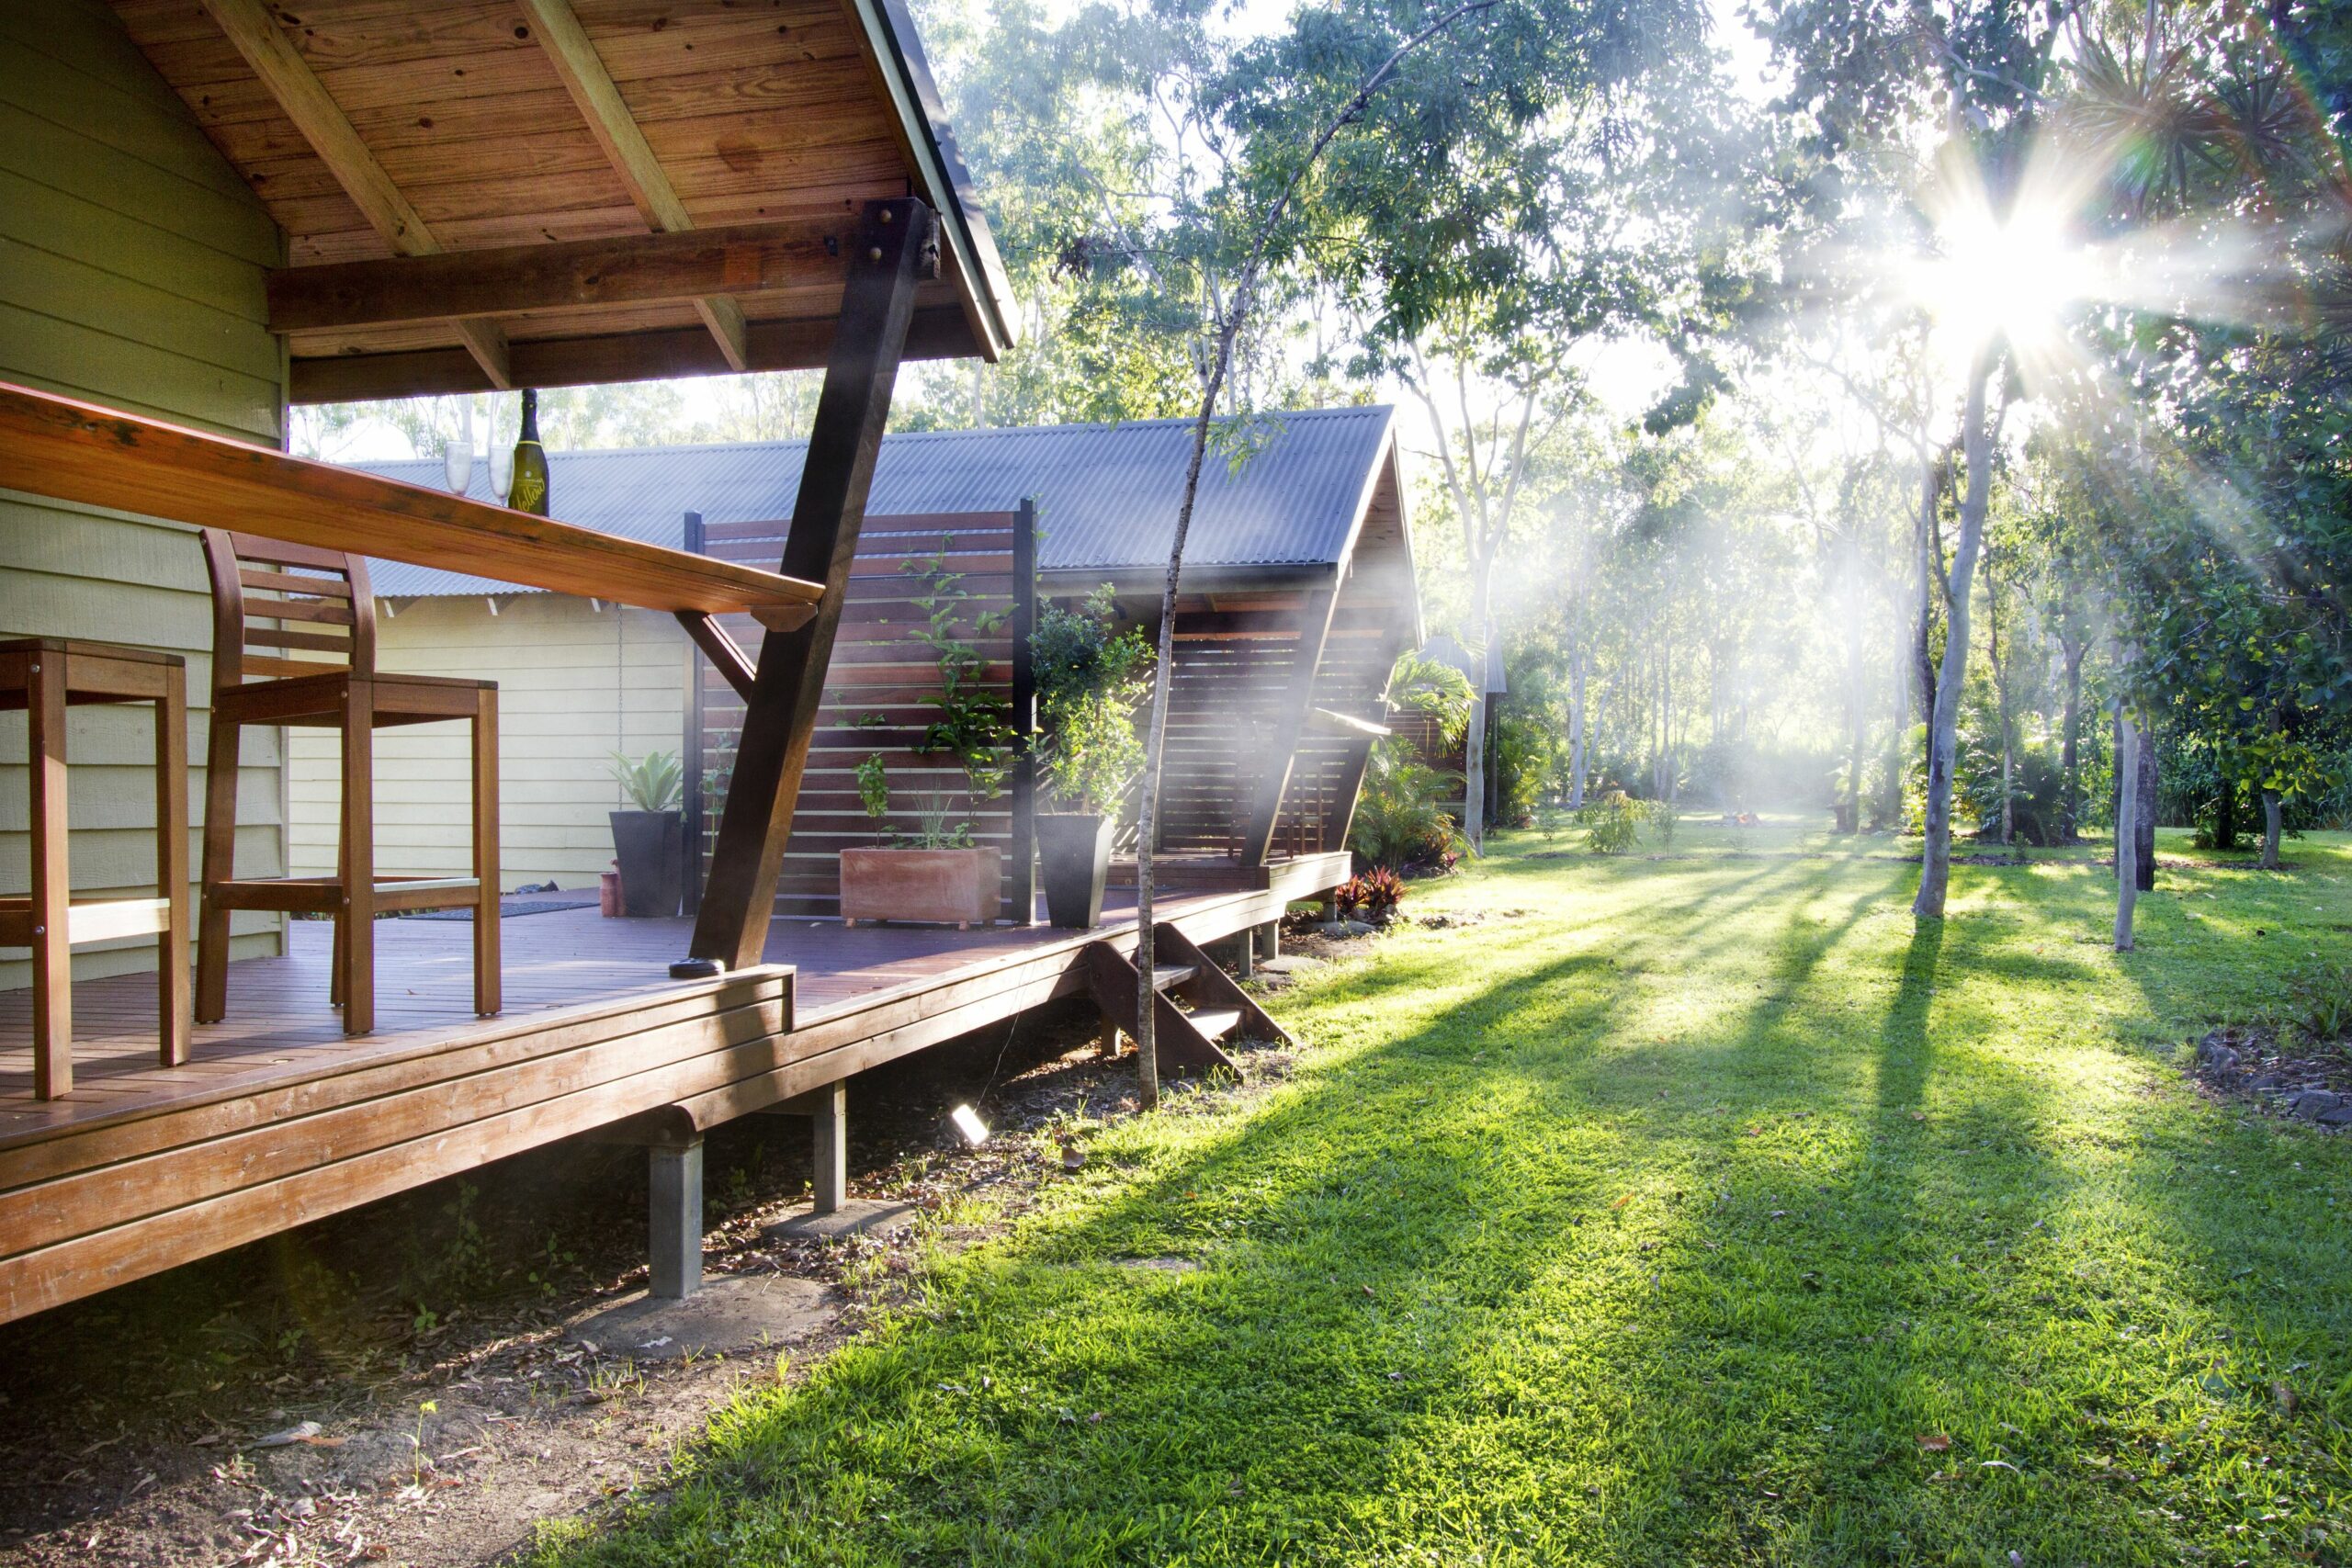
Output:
[
  {"xmin": 196, "ymin": 531, "xmax": 500, "ymax": 1036},
  {"xmin": 0, "ymin": 637, "xmax": 191, "ymax": 1099}
]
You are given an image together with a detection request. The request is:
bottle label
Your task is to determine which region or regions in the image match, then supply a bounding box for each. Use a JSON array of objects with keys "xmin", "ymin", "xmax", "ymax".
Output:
[{"xmin": 509, "ymin": 468, "xmax": 547, "ymax": 512}]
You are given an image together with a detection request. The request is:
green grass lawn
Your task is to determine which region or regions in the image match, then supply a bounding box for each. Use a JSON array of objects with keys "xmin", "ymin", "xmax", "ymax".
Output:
[{"xmin": 538, "ymin": 826, "xmax": 2352, "ymax": 1567}]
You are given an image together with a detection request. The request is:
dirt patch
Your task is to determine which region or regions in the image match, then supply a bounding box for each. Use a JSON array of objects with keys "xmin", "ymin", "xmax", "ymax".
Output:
[
  {"xmin": 0, "ymin": 1000, "xmax": 1290, "ymax": 1568},
  {"xmin": 2188, "ymin": 1025, "xmax": 2352, "ymax": 1129}
]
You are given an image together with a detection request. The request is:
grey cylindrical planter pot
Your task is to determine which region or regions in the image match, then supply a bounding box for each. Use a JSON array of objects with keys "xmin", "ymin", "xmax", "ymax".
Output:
[
  {"xmin": 609, "ymin": 809, "xmax": 684, "ymax": 918},
  {"xmin": 1035, "ymin": 812, "xmax": 1113, "ymax": 929}
]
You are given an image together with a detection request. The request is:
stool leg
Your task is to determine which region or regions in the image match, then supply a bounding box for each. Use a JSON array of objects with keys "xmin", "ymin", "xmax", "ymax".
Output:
[
  {"xmin": 28, "ymin": 652, "xmax": 72, "ymax": 1100},
  {"xmin": 155, "ymin": 672, "xmax": 190, "ymax": 1066},
  {"xmin": 340, "ymin": 684, "xmax": 375, "ymax": 1036},
  {"xmin": 196, "ymin": 707, "xmax": 240, "ymax": 1024},
  {"xmin": 471, "ymin": 689, "xmax": 500, "ymax": 1017}
]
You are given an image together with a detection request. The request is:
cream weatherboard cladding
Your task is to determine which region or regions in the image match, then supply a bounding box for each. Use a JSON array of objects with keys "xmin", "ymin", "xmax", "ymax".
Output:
[
  {"xmin": 0, "ymin": 0, "xmax": 291, "ymax": 987},
  {"xmin": 287, "ymin": 598, "xmax": 691, "ymax": 891}
]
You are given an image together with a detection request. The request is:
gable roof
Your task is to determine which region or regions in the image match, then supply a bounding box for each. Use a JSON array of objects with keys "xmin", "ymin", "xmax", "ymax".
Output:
[
  {"xmin": 110, "ymin": 0, "xmax": 1014, "ymax": 400},
  {"xmin": 358, "ymin": 405, "xmax": 1400, "ymax": 598}
]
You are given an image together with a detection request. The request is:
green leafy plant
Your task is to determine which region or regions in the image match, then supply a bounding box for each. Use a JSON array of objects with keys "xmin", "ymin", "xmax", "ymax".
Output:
[
  {"xmin": 855, "ymin": 753, "xmax": 890, "ymax": 846},
  {"xmin": 1031, "ymin": 585, "xmax": 1154, "ymax": 815},
  {"xmin": 901, "ymin": 541, "xmax": 1020, "ymax": 831},
  {"xmin": 902, "ymin": 789, "xmax": 972, "ymax": 851},
  {"xmin": 1336, "ymin": 866, "xmax": 1407, "ymax": 922},
  {"xmin": 609, "ymin": 750, "xmax": 684, "ymax": 813},
  {"xmin": 1350, "ymin": 745, "xmax": 1466, "ymax": 872},
  {"xmin": 1578, "ymin": 790, "xmax": 1646, "ymax": 855}
]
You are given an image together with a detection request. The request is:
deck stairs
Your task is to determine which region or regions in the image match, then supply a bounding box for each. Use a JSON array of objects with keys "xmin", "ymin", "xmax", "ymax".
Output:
[{"xmin": 1081, "ymin": 922, "xmax": 1293, "ymax": 1072}]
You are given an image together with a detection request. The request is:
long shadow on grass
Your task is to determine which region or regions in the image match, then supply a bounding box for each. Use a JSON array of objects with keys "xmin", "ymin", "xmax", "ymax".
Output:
[{"xmin": 540, "ymin": 898, "xmax": 1792, "ymax": 1563}]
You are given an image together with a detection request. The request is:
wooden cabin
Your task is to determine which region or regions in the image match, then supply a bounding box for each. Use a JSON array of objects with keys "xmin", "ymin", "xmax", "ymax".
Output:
[
  {"xmin": 0, "ymin": 0, "xmax": 1367, "ymax": 1325},
  {"xmin": 306, "ymin": 406, "xmax": 1419, "ymax": 910}
]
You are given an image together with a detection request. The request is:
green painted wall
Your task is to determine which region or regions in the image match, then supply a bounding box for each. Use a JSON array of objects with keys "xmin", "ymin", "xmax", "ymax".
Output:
[{"xmin": 0, "ymin": 0, "xmax": 289, "ymax": 987}]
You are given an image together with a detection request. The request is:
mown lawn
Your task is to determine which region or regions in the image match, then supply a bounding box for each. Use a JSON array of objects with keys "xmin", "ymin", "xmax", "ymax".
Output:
[{"xmin": 537, "ymin": 825, "xmax": 2352, "ymax": 1567}]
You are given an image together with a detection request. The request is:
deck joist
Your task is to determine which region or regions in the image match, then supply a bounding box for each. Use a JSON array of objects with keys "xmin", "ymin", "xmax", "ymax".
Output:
[{"xmin": 0, "ymin": 852, "xmax": 1348, "ymax": 1324}]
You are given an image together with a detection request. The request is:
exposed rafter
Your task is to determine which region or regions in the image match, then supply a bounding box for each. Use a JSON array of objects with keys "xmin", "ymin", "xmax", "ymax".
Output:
[
  {"xmin": 198, "ymin": 0, "xmax": 514, "ymax": 389},
  {"xmin": 518, "ymin": 0, "xmax": 753, "ymax": 373}
]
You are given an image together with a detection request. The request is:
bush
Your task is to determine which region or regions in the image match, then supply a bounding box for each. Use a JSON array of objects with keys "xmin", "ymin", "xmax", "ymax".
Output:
[
  {"xmin": 1335, "ymin": 866, "xmax": 1407, "ymax": 923},
  {"xmin": 1578, "ymin": 790, "xmax": 1646, "ymax": 854},
  {"xmin": 1350, "ymin": 740, "xmax": 1465, "ymax": 872}
]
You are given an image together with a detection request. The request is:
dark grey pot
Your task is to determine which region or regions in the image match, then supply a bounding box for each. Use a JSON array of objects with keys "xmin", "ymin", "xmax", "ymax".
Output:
[
  {"xmin": 1035, "ymin": 812, "xmax": 1113, "ymax": 929},
  {"xmin": 609, "ymin": 809, "xmax": 684, "ymax": 918}
]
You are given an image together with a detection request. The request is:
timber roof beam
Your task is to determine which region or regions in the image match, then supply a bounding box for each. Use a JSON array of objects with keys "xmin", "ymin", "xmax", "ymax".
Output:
[
  {"xmin": 198, "ymin": 0, "xmax": 514, "ymax": 389},
  {"xmin": 266, "ymin": 221, "xmax": 888, "ymax": 336},
  {"xmin": 519, "ymin": 0, "xmax": 753, "ymax": 373}
]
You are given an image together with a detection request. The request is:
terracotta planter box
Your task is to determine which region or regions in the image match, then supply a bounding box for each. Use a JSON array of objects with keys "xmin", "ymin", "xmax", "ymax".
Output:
[{"xmin": 839, "ymin": 846, "xmax": 1001, "ymax": 928}]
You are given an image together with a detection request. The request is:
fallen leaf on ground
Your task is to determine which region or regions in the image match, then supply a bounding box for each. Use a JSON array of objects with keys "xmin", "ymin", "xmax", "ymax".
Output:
[
  {"xmin": 250, "ymin": 1421, "xmax": 323, "ymax": 1450},
  {"xmin": 1917, "ymin": 1434, "xmax": 1952, "ymax": 1452}
]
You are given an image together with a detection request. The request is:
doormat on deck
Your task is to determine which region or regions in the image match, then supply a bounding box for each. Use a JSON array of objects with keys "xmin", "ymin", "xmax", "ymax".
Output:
[{"xmin": 408, "ymin": 893, "xmax": 602, "ymax": 921}]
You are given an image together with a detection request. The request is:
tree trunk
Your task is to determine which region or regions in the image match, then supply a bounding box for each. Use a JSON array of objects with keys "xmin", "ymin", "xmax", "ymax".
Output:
[
  {"xmin": 2134, "ymin": 733, "xmax": 2157, "ymax": 893},
  {"xmin": 1914, "ymin": 360, "xmax": 1994, "ymax": 919},
  {"xmin": 2260, "ymin": 789, "xmax": 2282, "ymax": 869},
  {"xmin": 1567, "ymin": 648, "xmax": 1588, "ymax": 810},
  {"xmin": 2058, "ymin": 640, "xmax": 2083, "ymax": 841},
  {"xmin": 2114, "ymin": 706, "xmax": 2140, "ymax": 951},
  {"xmin": 1914, "ymin": 449, "xmax": 1940, "ymax": 790}
]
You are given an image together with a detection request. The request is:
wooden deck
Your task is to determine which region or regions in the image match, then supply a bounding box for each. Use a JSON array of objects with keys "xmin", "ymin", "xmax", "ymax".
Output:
[{"xmin": 0, "ymin": 852, "xmax": 1348, "ymax": 1324}]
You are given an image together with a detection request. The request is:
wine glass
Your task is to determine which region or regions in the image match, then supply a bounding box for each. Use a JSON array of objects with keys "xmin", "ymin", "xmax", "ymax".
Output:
[
  {"xmin": 489, "ymin": 394, "xmax": 514, "ymax": 503},
  {"xmin": 443, "ymin": 396, "xmax": 475, "ymax": 494}
]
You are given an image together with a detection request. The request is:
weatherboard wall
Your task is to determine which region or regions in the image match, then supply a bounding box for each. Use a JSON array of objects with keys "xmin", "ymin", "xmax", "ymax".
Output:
[
  {"xmin": 0, "ymin": 0, "xmax": 289, "ymax": 987},
  {"xmin": 286, "ymin": 596, "xmax": 692, "ymax": 892}
]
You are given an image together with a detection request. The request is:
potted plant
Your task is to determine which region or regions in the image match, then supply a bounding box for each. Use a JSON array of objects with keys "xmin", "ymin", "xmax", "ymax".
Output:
[
  {"xmin": 836, "ymin": 545, "xmax": 1019, "ymax": 927},
  {"xmin": 1029, "ymin": 586, "xmax": 1153, "ymax": 928},
  {"xmin": 607, "ymin": 750, "xmax": 684, "ymax": 917}
]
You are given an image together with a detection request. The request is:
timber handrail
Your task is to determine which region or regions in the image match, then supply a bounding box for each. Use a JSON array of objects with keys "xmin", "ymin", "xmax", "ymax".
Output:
[{"xmin": 0, "ymin": 382, "xmax": 823, "ymax": 631}]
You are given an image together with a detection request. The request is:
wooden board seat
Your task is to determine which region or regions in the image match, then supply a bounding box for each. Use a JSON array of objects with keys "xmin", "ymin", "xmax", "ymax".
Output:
[{"xmin": 0, "ymin": 897, "xmax": 173, "ymax": 949}]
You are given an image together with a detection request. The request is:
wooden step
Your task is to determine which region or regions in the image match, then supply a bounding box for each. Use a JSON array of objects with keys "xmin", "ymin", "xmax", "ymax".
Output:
[
  {"xmin": 1182, "ymin": 1008, "xmax": 1243, "ymax": 1042},
  {"xmin": 1151, "ymin": 964, "xmax": 1198, "ymax": 992}
]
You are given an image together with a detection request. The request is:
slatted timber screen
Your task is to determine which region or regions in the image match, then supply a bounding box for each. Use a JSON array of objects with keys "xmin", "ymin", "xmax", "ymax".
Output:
[
  {"xmin": 1142, "ymin": 588, "xmax": 1408, "ymax": 861},
  {"xmin": 1157, "ymin": 593, "xmax": 1305, "ymax": 858},
  {"xmin": 1280, "ymin": 592, "xmax": 1406, "ymax": 858},
  {"xmin": 689, "ymin": 510, "xmax": 1035, "ymax": 922}
]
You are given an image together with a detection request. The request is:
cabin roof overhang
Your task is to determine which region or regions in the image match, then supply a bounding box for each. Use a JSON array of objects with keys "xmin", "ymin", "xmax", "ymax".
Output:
[{"xmin": 108, "ymin": 0, "xmax": 1015, "ymax": 403}]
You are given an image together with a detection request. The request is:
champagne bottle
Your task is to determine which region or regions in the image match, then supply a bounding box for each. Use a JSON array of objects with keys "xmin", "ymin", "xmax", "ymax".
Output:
[{"xmin": 506, "ymin": 388, "xmax": 550, "ymax": 514}]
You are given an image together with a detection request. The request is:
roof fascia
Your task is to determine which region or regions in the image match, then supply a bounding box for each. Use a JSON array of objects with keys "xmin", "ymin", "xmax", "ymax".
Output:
[{"xmin": 850, "ymin": 0, "xmax": 1018, "ymax": 362}]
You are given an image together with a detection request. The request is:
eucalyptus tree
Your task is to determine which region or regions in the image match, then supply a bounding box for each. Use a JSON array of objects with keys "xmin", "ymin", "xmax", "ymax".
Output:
[{"xmin": 1758, "ymin": 0, "xmax": 2081, "ymax": 917}]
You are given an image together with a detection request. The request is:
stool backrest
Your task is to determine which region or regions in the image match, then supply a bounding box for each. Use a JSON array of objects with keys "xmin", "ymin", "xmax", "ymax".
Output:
[{"xmin": 200, "ymin": 530, "xmax": 377, "ymax": 689}]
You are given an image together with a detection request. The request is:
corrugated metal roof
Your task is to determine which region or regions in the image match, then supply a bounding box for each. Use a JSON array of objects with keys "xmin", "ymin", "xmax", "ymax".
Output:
[{"xmin": 358, "ymin": 405, "xmax": 1396, "ymax": 598}]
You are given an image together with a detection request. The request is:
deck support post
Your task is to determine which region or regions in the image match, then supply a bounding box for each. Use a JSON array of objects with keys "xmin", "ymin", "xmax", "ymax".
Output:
[
  {"xmin": 673, "ymin": 197, "xmax": 934, "ymax": 978},
  {"xmin": 1231, "ymin": 932, "xmax": 1254, "ymax": 979},
  {"xmin": 1256, "ymin": 921, "xmax": 1280, "ymax": 963},
  {"xmin": 647, "ymin": 1134, "xmax": 704, "ymax": 1300},
  {"xmin": 762, "ymin": 1080, "xmax": 848, "ymax": 1213}
]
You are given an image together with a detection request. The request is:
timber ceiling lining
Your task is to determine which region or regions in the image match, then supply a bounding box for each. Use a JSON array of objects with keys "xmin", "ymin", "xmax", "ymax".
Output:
[{"xmin": 107, "ymin": 0, "xmax": 1001, "ymax": 398}]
